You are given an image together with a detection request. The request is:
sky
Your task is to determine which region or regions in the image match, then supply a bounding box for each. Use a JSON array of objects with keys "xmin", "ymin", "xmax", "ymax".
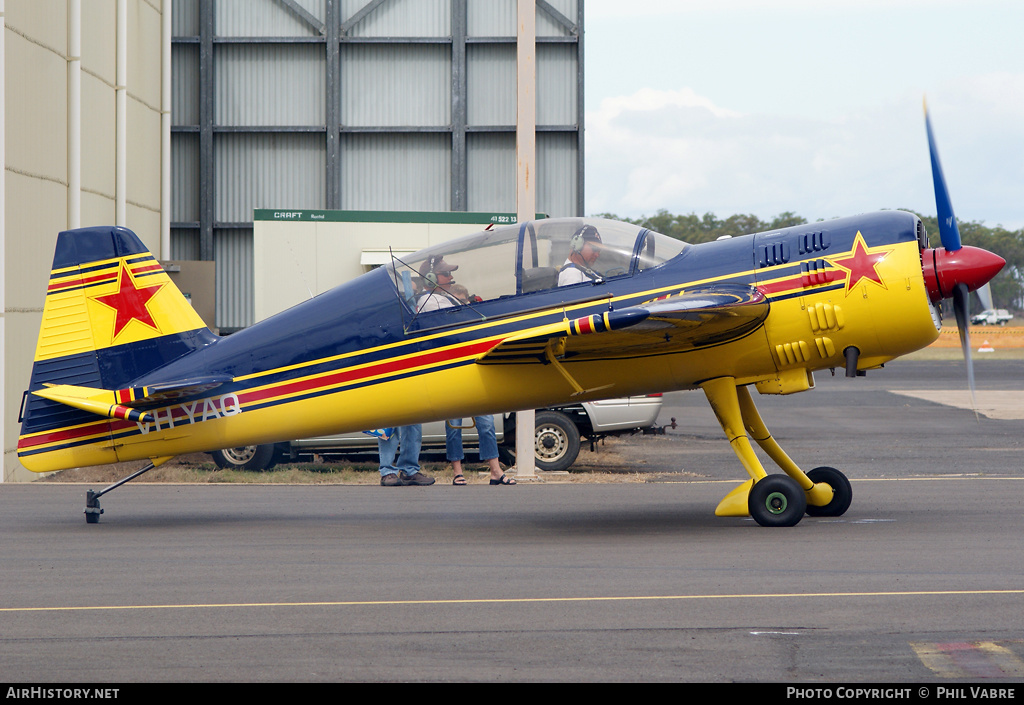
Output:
[{"xmin": 583, "ymin": 0, "xmax": 1024, "ymax": 230}]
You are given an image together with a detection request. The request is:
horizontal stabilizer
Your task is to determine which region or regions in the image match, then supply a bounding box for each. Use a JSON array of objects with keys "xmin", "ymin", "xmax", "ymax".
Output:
[
  {"xmin": 32, "ymin": 374, "xmax": 234, "ymax": 424},
  {"xmin": 33, "ymin": 384, "xmax": 156, "ymax": 424}
]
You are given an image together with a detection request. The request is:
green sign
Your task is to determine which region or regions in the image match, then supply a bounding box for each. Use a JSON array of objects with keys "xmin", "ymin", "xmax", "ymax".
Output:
[{"xmin": 253, "ymin": 209, "xmax": 547, "ymax": 224}]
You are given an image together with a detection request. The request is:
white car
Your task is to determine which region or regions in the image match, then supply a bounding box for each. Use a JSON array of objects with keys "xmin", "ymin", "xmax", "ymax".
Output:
[
  {"xmin": 970, "ymin": 308, "xmax": 1013, "ymax": 326},
  {"xmin": 209, "ymin": 395, "xmax": 664, "ymax": 473}
]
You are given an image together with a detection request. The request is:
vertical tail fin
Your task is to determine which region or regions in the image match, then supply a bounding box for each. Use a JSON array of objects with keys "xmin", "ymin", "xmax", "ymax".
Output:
[{"xmin": 18, "ymin": 226, "xmax": 218, "ymax": 470}]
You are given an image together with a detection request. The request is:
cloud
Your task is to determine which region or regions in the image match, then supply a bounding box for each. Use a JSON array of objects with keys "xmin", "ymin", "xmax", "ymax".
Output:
[
  {"xmin": 585, "ymin": 0, "xmax": 967, "ymax": 19},
  {"xmin": 585, "ymin": 79, "xmax": 1024, "ymax": 230}
]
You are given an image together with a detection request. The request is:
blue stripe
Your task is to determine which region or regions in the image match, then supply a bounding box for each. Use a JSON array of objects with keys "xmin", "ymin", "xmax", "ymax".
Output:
[{"xmin": 765, "ymin": 283, "xmax": 846, "ymax": 303}]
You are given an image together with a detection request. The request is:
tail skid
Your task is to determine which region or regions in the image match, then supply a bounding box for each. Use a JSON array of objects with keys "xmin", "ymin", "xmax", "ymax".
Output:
[{"xmin": 18, "ymin": 226, "xmax": 218, "ymax": 471}]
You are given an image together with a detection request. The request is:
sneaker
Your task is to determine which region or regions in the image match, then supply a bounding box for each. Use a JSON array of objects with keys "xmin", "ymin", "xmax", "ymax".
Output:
[
  {"xmin": 380, "ymin": 473, "xmax": 402, "ymax": 486},
  {"xmin": 399, "ymin": 471, "xmax": 435, "ymax": 486}
]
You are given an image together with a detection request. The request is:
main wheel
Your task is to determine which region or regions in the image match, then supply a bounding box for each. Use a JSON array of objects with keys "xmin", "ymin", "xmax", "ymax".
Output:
[
  {"xmin": 804, "ymin": 466, "xmax": 853, "ymax": 517},
  {"xmin": 210, "ymin": 444, "xmax": 276, "ymax": 471},
  {"xmin": 533, "ymin": 411, "xmax": 581, "ymax": 472},
  {"xmin": 748, "ymin": 475, "xmax": 807, "ymax": 527}
]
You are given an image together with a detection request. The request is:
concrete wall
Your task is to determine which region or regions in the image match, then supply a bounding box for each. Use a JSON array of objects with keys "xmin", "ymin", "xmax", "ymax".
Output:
[{"xmin": 3, "ymin": 0, "xmax": 167, "ymax": 482}]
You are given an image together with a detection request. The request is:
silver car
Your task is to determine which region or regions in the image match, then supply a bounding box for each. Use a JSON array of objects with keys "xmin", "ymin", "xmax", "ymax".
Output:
[{"xmin": 209, "ymin": 395, "xmax": 664, "ymax": 472}]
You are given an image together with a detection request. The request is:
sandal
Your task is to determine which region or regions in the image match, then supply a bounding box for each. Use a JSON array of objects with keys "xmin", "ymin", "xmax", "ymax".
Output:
[
  {"xmin": 489, "ymin": 474, "xmax": 516, "ymax": 485},
  {"xmin": 452, "ymin": 474, "xmax": 467, "ymax": 485}
]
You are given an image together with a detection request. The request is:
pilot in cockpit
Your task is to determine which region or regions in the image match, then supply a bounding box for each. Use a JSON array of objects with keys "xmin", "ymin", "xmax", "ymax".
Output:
[
  {"xmin": 416, "ymin": 256, "xmax": 462, "ymax": 312},
  {"xmin": 557, "ymin": 225, "xmax": 603, "ymax": 286}
]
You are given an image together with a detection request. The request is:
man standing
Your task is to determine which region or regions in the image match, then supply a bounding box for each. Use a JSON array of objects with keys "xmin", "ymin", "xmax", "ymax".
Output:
[{"xmin": 378, "ymin": 425, "xmax": 434, "ymax": 486}]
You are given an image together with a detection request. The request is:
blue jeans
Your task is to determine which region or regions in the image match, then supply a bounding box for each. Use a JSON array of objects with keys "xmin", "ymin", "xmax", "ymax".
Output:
[
  {"xmin": 378, "ymin": 424, "xmax": 422, "ymax": 476},
  {"xmin": 446, "ymin": 415, "xmax": 499, "ymax": 462}
]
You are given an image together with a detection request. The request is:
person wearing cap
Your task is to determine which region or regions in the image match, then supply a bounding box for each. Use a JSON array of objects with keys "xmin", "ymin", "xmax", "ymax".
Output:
[
  {"xmin": 410, "ymin": 259, "xmax": 512, "ymax": 485},
  {"xmin": 416, "ymin": 255, "xmax": 462, "ymax": 312},
  {"xmin": 376, "ymin": 255, "xmax": 463, "ymax": 487},
  {"xmin": 558, "ymin": 225, "xmax": 603, "ymax": 286}
]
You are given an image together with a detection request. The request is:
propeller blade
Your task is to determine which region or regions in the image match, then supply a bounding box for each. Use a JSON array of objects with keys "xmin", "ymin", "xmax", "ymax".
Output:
[
  {"xmin": 951, "ymin": 282, "xmax": 978, "ymax": 419},
  {"xmin": 924, "ymin": 100, "xmax": 962, "ymax": 252},
  {"xmin": 976, "ymin": 282, "xmax": 994, "ymax": 312}
]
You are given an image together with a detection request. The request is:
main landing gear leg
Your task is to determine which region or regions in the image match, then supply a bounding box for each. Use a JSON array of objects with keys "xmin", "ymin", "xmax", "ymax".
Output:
[
  {"xmin": 84, "ymin": 456, "xmax": 174, "ymax": 523},
  {"xmin": 700, "ymin": 378, "xmax": 851, "ymax": 526}
]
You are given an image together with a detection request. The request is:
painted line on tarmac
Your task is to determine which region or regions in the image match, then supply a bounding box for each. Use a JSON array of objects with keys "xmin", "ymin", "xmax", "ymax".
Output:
[
  {"xmin": 4, "ymin": 589, "xmax": 1024, "ymax": 614},
  {"xmin": 912, "ymin": 640, "xmax": 1024, "ymax": 679}
]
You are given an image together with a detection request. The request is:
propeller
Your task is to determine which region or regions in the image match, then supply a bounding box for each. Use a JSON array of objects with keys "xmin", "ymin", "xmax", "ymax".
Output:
[
  {"xmin": 921, "ymin": 101, "xmax": 1005, "ymax": 413},
  {"xmin": 976, "ymin": 282, "xmax": 994, "ymax": 312},
  {"xmin": 951, "ymin": 282, "xmax": 976, "ymax": 415}
]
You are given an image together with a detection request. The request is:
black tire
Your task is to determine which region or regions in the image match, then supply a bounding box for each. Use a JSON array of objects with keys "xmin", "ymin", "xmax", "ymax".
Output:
[
  {"xmin": 533, "ymin": 410, "xmax": 581, "ymax": 472},
  {"xmin": 497, "ymin": 445, "xmax": 517, "ymax": 467},
  {"xmin": 210, "ymin": 444, "xmax": 276, "ymax": 471},
  {"xmin": 748, "ymin": 475, "xmax": 807, "ymax": 527},
  {"xmin": 804, "ymin": 466, "xmax": 853, "ymax": 517}
]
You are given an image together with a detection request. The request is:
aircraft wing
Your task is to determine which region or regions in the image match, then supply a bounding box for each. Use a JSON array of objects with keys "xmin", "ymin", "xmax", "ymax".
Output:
[{"xmin": 477, "ymin": 284, "xmax": 769, "ymax": 365}]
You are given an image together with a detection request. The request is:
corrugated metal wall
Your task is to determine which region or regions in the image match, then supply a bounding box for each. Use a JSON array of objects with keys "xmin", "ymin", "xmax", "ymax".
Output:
[
  {"xmin": 341, "ymin": 133, "xmax": 451, "ymax": 210},
  {"xmin": 218, "ymin": 0, "xmax": 324, "ymax": 37},
  {"xmin": 468, "ymin": 0, "xmax": 576, "ymax": 37},
  {"xmin": 216, "ymin": 44, "xmax": 325, "ymax": 126},
  {"xmin": 215, "ymin": 133, "xmax": 326, "ymax": 221},
  {"xmin": 214, "ymin": 229, "xmax": 255, "ymax": 330},
  {"xmin": 467, "ymin": 44, "xmax": 516, "ymax": 125},
  {"xmin": 341, "ymin": 44, "xmax": 451, "ymax": 126},
  {"xmin": 344, "ymin": 0, "xmax": 450, "ymax": 37},
  {"xmin": 171, "ymin": 134, "xmax": 199, "ymax": 222},
  {"xmin": 172, "ymin": 0, "xmax": 582, "ymax": 331}
]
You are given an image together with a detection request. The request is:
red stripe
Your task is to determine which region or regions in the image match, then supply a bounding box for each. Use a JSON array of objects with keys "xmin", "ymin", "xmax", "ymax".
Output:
[
  {"xmin": 20, "ymin": 336, "xmax": 506, "ymax": 451},
  {"xmin": 47, "ymin": 271, "xmax": 117, "ymax": 293},
  {"xmin": 18, "ymin": 420, "xmax": 111, "ymax": 451},
  {"xmin": 758, "ymin": 269, "xmax": 845, "ymax": 297},
  {"xmin": 239, "ymin": 337, "xmax": 500, "ymax": 406},
  {"xmin": 46, "ymin": 261, "xmax": 162, "ymax": 294},
  {"xmin": 755, "ymin": 276, "xmax": 804, "ymax": 296}
]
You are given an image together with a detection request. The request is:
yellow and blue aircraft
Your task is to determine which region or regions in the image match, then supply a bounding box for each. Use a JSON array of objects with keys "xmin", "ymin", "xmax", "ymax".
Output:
[{"xmin": 18, "ymin": 108, "xmax": 1005, "ymax": 525}]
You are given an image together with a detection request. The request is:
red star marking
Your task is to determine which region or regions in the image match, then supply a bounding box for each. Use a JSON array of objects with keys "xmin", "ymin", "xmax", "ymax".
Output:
[
  {"xmin": 92, "ymin": 263, "xmax": 165, "ymax": 339},
  {"xmin": 828, "ymin": 232, "xmax": 893, "ymax": 295}
]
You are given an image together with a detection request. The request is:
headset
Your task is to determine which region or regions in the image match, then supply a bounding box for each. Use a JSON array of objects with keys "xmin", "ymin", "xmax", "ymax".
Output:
[
  {"xmin": 422, "ymin": 255, "xmax": 440, "ymax": 287},
  {"xmin": 570, "ymin": 225, "xmax": 599, "ymax": 253}
]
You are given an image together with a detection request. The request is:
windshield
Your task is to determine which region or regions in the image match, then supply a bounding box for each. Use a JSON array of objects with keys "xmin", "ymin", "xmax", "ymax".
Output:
[{"xmin": 387, "ymin": 218, "xmax": 688, "ymax": 310}]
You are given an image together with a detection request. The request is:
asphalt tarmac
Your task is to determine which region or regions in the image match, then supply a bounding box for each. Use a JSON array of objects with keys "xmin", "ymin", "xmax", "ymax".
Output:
[{"xmin": 1, "ymin": 360, "xmax": 1022, "ymax": 683}]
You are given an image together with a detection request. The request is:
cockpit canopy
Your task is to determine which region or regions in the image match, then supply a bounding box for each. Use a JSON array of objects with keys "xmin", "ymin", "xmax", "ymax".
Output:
[{"xmin": 387, "ymin": 217, "xmax": 686, "ymax": 310}]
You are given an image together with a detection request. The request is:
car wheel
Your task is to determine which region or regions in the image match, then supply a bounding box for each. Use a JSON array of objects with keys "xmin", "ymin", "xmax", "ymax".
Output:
[
  {"xmin": 533, "ymin": 411, "xmax": 581, "ymax": 472},
  {"xmin": 497, "ymin": 445, "xmax": 517, "ymax": 467},
  {"xmin": 210, "ymin": 444, "xmax": 276, "ymax": 471}
]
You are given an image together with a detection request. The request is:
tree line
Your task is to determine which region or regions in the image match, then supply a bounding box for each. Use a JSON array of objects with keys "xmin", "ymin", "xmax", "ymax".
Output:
[{"xmin": 594, "ymin": 209, "xmax": 1023, "ymax": 312}]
